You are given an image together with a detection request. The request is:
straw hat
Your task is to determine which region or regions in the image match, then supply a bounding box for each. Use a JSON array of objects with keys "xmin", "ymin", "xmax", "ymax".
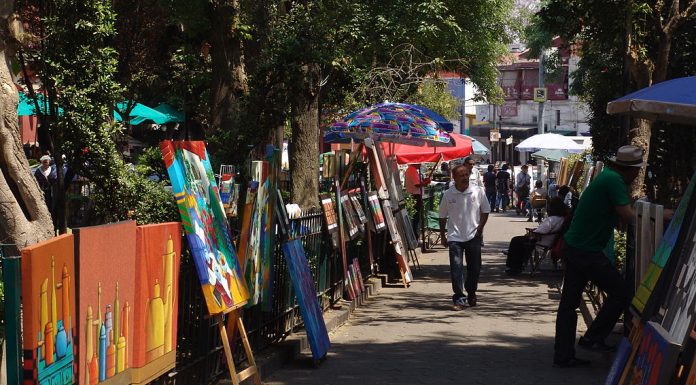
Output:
[{"xmin": 609, "ymin": 145, "xmax": 647, "ymax": 167}]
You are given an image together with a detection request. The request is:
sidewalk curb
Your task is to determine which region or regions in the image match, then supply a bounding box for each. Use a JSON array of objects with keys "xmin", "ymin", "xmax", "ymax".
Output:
[{"xmin": 218, "ymin": 275, "xmax": 385, "ymax": 383}]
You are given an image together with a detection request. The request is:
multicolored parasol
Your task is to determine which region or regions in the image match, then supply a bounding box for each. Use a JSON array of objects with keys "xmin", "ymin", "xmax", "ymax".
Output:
[{"xmin": 326, "ymin": 102, "xmax": 452, "ymax": 146}]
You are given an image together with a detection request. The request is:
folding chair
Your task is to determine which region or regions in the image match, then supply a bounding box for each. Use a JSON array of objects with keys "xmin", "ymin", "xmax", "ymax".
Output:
[
  {"xmin": 423, "ymin": 184, "xmax": 447, "ymax": 249},
  {"xmin": 529, "ymin": 232, "xmax": 563, "ymax": 275},
  {"xmin": 531, "ymin": 197, "xmax": 547, "ymax": 223}
]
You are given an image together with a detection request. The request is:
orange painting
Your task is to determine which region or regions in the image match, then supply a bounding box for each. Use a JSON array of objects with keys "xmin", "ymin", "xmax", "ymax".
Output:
[
  {"xmin": 75, "ymin": 221, "xmax": 137, "ymax": 385},
  {"xmin": 131, "ymin": 223, "xmax": 181, "ymax": 384},
  {"xmin": 21, "ymin": 234, "xmax": 76, "ymax": 385}
]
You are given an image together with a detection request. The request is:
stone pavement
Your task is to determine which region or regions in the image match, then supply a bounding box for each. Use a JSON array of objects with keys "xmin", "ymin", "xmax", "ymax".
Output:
[{"xmin": 264, "ymin": 211, "xmax": 618, "ymax": 385}]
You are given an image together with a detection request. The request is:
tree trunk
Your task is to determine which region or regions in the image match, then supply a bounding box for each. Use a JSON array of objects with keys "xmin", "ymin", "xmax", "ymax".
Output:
[
  {"xmin": 0, "ymin": 5, "xmax": 55, "ymax": 253},
  {"xmin": 209, "ymin": 0, "xmax": 248, "ymax": 134},
  {"xmin": 628, "ymin": 119, "xmax": 652, "ymax": 198},
  {"xmin": 290, "ymin": 64, "xmax": 321, "ymax": 210}
]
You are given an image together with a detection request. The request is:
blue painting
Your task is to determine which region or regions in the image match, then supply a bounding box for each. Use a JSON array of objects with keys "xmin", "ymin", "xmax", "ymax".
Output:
[{"xmin": 281, "ymin": 239, "xmax": 330, "ymax": 360}]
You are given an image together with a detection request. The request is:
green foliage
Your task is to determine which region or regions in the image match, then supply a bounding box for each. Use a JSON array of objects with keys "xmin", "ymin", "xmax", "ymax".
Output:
[
  {"xmin": 614, "ymin": 229, "xmax": 627, "ymax": 268},
  {"xmin": 406, "ymin": 79, "xmax": 460, "ymax": 121},
  {"xmin": 135, "ymin": 147, "xmax": 167, "ymax": 181}
]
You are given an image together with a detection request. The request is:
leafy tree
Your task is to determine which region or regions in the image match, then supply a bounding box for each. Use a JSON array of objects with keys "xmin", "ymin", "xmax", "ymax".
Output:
[{"xmin": 531, "ymin": 0, "xmax": 696, "ymax": 199}]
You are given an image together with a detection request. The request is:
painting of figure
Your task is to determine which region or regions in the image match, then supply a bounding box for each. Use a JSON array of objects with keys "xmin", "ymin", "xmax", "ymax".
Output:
[
  {"xmin": 21, "ymin": 234, "xmax": 76, "ymax": 385},
  {"xmin": 161, "ymin": 140, "xmax": 249, "ymax": 314}
]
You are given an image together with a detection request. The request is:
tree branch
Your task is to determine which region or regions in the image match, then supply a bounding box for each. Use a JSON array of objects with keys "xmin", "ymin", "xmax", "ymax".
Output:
[{"xmin": 664, "ymin": 0, "xmax": 696, "ymax": 35}]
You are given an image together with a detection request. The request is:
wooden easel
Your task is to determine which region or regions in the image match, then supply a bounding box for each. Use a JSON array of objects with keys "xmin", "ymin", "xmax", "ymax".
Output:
[{"xmin": 219, "ymin": 309, "xmax": 261, "ymax": 385}]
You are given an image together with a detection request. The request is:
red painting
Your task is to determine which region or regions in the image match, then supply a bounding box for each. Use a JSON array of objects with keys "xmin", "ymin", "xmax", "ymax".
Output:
[
  {"xmin": 131, "ymin": 223, "xmax": 181, "ymax": 384},
  {"xmin": 74, "ymin": 221, "xmax": 137, "ymax": 385}
]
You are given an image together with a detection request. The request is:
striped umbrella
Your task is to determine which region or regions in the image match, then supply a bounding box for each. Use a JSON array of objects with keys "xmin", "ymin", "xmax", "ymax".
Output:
[{"xmin": 326, "ymin": 102, "xmax": 452, "ymax": 146}]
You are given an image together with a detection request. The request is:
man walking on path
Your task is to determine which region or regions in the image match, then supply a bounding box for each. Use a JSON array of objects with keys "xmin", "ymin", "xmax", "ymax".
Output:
[
  {"xmin": 483, "ymin": 165, "xmax": 497, "ymax": 212},
  {"xmin": 553, "ymin": 145, "xmax": 646, "ymax": 368},
  {"xmin": 515, "ymin": 164, "xmax": 531, "ymax": 215},
  {"xmin": 439, "ymin": 164, "xmax": 490, "ymax": 310},
  {"xmin": 495, "ymin": 164, "xmax": 511, "ymax": 212}
]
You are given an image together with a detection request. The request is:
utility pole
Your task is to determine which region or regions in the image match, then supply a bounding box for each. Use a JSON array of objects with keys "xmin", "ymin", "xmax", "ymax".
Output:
[
  {"xmin": 461, "ymin": 78, "xmax": 467, "ymax": 135},
  {"xmin": 537, "ymin": 52, "xmax": 546, "ymax": 135}
]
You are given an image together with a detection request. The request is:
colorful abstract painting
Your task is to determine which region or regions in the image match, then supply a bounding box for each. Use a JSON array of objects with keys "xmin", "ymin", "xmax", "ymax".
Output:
[
  {"xmin": 21, "ymin": 234, "xmax": 76, "ymax": 385},
  {"xmin": 349, "ymin": 190, "xmax": 368, "ymax": 225},
  {"xmin": 74, "ymin": 221, "xmax": 137, "ymax": 385},
  {"xmin": 633, "ymin": 172, "xmax": 696, "ymax": 314},
  {"xmin": 367, "ymin": 192, "xmax": 386, "ymax": 232},
  {"xmin": 131, "ymin": 223, "xmax": 181, "ymax": 384},
  {"xmin": 281, "ymin": 239, "xmax": 331, "ymax": 361},
  {"xmin": 161, "ymin": 140, "xmax": 249, "ymax": 314},
  {"xmin": 320, "ymin": 193, "xmax": 339, "ymax": 233},
  {"xmin": 605, "ymin": 337, "xmax": 631, "ymax": 385},
  {"xmin": 622, "ymin": 321, "xmax": 680, "ymax": 385}
]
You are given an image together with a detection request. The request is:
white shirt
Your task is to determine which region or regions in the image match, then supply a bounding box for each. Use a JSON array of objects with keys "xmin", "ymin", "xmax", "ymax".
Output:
[
  {"xmin": 438, "ymin": 184, "xmax": 491, "ymax": 242},
  {"xmin": 469, "ymin": 167, "xmax": 482, "ymax": 187},
  {"xmin": 533, "ymin": 215, "xmax": 565, "ymax": 247}
]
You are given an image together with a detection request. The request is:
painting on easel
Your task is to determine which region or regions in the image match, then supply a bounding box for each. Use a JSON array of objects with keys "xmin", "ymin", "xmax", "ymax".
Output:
[
  {"xmin": 161, "ymin": 140, "xmax": 249, "ymax": 315},
  {"xmin": 21, "ymin": 234, "xmax": 76, "ymax": 385}
]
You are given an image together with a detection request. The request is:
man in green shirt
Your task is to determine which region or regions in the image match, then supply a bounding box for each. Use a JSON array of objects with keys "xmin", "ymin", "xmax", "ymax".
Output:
[{"xmin": 553, "ymin": 145, "xmax": 645, "ymax": 368}]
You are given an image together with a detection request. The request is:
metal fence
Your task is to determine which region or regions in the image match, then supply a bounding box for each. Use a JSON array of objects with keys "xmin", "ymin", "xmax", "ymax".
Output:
[{"xmin": 149, "ymin": 207, "xmax": 374, "ymax": 384}]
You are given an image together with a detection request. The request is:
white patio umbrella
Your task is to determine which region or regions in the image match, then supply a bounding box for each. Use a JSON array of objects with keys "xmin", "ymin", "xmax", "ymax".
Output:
[{"xmin": 515, "ymin": 133, "xmax": 585, "ymax": 153}]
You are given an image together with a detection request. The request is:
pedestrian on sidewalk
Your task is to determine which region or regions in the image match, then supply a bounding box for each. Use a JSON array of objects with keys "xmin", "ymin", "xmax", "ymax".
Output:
[
  {"xmin": 439, "ymin": 164, "xmax": 490, "ymax": 310},
  {"xmin": 404, "ymin": 163, "xmax": 430, "ymax": 234},
  {"xmin": 483, "ymin": 164, "xmax": 497, "ymax": 211},
  {"xmin": 553, "ymin": 145, "xmax": 646, "ymax": 368},
  {"xmin": 495, "ymin": 164, "xmax": 511, "ymax": 212},
  {"xmin": 515, "ymin": 164, "xmax": 531, "ymax": 215}
]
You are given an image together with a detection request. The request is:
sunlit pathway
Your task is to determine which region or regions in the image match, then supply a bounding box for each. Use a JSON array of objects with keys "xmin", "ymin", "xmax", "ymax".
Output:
[{"xmin": 264, "ymin": 212, "xmax": 614, "ymax": 385}]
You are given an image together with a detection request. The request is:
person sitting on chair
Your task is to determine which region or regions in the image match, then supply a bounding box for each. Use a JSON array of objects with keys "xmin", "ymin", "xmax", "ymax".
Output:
[
  {"xmin": 526, "ymin": 180, "xmax": 547, "ymax": 222},
  {"xmin": 504, "ymin": 197, "xmax": 568, "ymax": 276}
]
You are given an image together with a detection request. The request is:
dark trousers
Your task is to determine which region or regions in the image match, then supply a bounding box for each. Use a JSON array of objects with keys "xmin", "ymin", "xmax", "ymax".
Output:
[
  {"xmin": 411, "ymin": 194, "xmax": 423, "ymax": 234},
  {"xmin": 485, "ymin": 189, "xmax": 496, "ymax": 211},
  {"xmin": 554, "ymin": 244, "xmax": 628, "ymax": 363},
  {"xmin": 448, "ymin": 236, "xmax": 482, "ymax": 303},
  {"xmin": 506, "ymin": 235, "xmax": 534, "ymax": 271}
]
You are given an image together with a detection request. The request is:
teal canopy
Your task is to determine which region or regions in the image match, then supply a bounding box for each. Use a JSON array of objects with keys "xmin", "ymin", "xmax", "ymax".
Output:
[
  {"xmin": 153, "ymin": 103, "xmax": 185, "ymax": 123},
  {"xmin": 17, "ymin": 92, "xmax": 63, "ymax": 116},
  {"xmin": 114, "ymin": 101, "xmax": 170, "ymax": 125},
  {"xmin": 531, "ymin": 149, "xmax": 570, "ymax": 162},
  {"xmin": 462, "ymin": 135, "xmax": 489, "ymax": 156}
]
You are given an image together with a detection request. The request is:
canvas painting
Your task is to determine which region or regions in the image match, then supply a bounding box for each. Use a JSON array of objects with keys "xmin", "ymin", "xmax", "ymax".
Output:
[
  {"xmin": 633, "ymin": 172, "xmax": 696, "ymax": 314},
  {"xmin": 161, "ymin": 140, "xmax": 249, "ymax": 314},
  {"xmin": 341, "ymin": 193, "xmax": 360, "ymax": 239},
  {"xmin": 131, "ymin": 223, "xmax": 182, "ymax": 384},
  {"xmin": 349, "ymin": 190, "xmax": 368, "ymax": 225},
  {"xmin": 364, "ymin": 138, "xmax": 389, "ymax": 200},
  {"xmin": 367, "ymin": 192, "xmax": 386, "ymax": 232},
  {"xmin": 382, "ymin": 200, "xmax": 412, "ymax": 284},
  {"xmin": 21, "ymin": 234, "xmax": 76, "ymax": 385},
  {"xmin": 281, "ymin": 239, "xmax": 331, "ymax": 361},
  {"xmin": 604, "ymin": 337, "xmax": 631, "ymax": 385},
  {"xmin": 658, "ymin": 210, "xmax": 696, "ymax": 345},
  {"xmin": 396, "ymin": 209, "xmax": 419, "ymax": 251},
  {"xmin": 74, "ymin": 221, "xmax": 137, "ymax": 385},
  {"xmin": 320, "ymin": 193, "xmax": 339, "ymax": 233},
  {"xmin": 622, "ymin": 321, "xmax": 680, "ymax": 385}
]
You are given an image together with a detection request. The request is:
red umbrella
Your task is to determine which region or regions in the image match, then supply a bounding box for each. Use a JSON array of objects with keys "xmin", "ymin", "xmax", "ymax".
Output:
[{"xmin": 374, "ymin": 132, "xmax": 474, "ymax": 164}]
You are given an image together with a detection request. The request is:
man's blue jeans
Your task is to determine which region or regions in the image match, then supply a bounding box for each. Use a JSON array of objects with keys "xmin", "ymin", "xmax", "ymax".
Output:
[
  {"xmin": 496, "ymin": 191, "xmax": 509, "ymax": 210},
  {"xmin": 448, "ymin": 236, "xmax": 482, "ymax": 303}
]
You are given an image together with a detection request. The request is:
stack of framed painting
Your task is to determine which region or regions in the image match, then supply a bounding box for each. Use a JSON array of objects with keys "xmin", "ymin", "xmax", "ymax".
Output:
[
  {"xmin": 605, "ymin": 171, "xmax": 696, "ymax": 385},
  {"xmin": 366, "ymin": 192, "xmax": 386, "ymax": 233}
]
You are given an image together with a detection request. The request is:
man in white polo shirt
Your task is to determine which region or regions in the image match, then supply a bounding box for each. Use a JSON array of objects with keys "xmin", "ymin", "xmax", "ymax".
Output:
[{"xmin": 439, "ymin": 164, "xmax": 490, "ymax": 310}]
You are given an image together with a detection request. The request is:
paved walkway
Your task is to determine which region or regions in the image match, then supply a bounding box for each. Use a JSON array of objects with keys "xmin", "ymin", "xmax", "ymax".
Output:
[{"xmin": 265, "ymin": 212, "xmax": 616, "ymax": 385}]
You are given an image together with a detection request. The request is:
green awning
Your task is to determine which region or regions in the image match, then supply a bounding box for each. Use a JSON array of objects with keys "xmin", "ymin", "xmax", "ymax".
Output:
[
  {"xmin": 114, "ymin": 101, "xmax": 170, "ymax": 125},
  {"xmin": 153, "ymin": 103, "xmax": 185, "ymax": 123},
  {"xmin": 531, "ymin": 149, "xmax": 570, "ymax": 162}
]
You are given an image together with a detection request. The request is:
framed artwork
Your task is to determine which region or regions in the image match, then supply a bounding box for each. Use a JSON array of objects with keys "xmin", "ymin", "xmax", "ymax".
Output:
[
  {"xmin": 382, "ymin": 200, "xmax": 412, "ymax": 284},
  {"xmin": 320, "ymin": 193, "xmax": 339, "ymax": 233},
  {"xmin": 364, "ymin": 138, "xmax": 389, "ymax": 200},
  {"xmin": 341, "ymin": 193, "xmax": 360, "ymax": 239},
  {"xmin": 367, "ymin": 192, "xmax": 386, "ymax": 233},
  {"xmin": 21, "ymin": 234, "xmax": 76, "ymax": 385},
  {"xmin": 633, "ymin": 172, "xmax": 696, "ymax": 315},
  {"xmin": 131, "ymin": 223, "xmax": 182, "ymax": 384},
  {"xmin": 604, "ymin": 337, "xmax": 631, "ymax": 385},
  {"xmin": 349, "ymin": 190, "xmax": 368, "ymax": 225},
  {"xmin": 74, "ymin": 221, "xmax": 137, "ymax": 385},
  {"xmin": 281, "ymin": 239, "xmax": 331, "ymax": 361},
  {"xmin": 622, "ymin": 321, "xmax": 680, "ymax": 385},
  {"xmin": 161, "ymin": 140, "xmax": 249, "ymax": 315},
  {"xmin": 396, "ymin": 209, "xmax": 419, "ymax": 251}
]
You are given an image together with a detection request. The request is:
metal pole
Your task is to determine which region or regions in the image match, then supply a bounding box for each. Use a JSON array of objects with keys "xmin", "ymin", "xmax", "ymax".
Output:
[
  {"xmin": 461, "ymin": 78, "xmax": 468, "ymax": 135},
  {"xmin": 2, "ymin": 249, "xmax": 22, "ymax": 385},
  {"xmin": 538, "ymin": 52, "xmax": 546, "ymax": 135}
]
